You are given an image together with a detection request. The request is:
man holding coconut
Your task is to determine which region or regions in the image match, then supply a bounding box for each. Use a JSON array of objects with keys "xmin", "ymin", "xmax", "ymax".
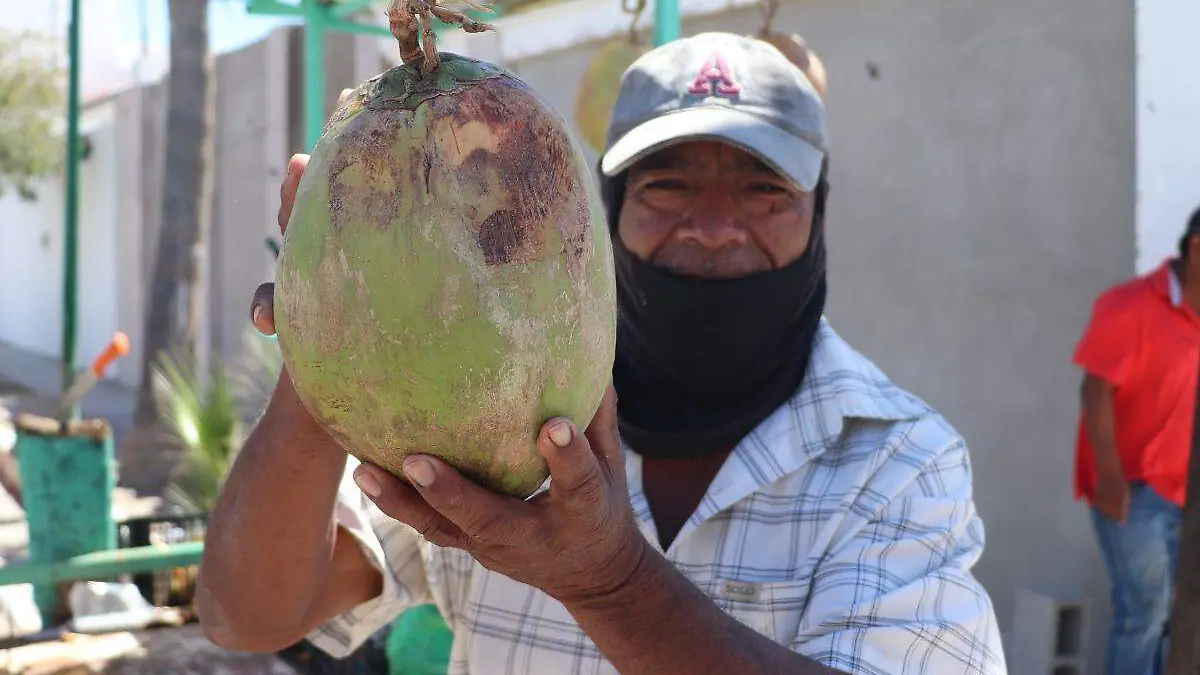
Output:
[{"xmin": 197, "ymin": 31, "xmax": 1006, "ymax": 675}]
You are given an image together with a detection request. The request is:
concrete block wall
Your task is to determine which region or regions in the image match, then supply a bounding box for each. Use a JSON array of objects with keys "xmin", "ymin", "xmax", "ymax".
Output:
[{"xmin": 1011, "ymin": 588, "xmax": 1091, "ymax": 675}]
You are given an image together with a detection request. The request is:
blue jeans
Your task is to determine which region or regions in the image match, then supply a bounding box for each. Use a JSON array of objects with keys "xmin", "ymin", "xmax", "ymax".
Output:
[{"xmin": 1091, "ymin": 482, "xmax": 1182, "ymax": 675}]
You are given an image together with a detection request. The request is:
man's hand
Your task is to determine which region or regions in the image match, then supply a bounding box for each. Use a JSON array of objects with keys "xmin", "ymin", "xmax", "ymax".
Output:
[
  {"xmin": 198, "ymin": 111, "xmax": 378, "ymax": 652},
  {"xmin": 351, "ymin": 386, "xmax": 651, "ymax": 606},
  {"xmin": 1094, "ymin": 470, "xmax": 1130, "ymax": 523},
  {"xmin": 252, "ymin": 86, "xmax": 354, "ymax": 336},
  {"xmin": 250, "ymin": 150, "xmax": 307, "ymax": 336},
  {"xmin": 1081, "ymin": 373, "xmax": 1128, "ymax": 524}
]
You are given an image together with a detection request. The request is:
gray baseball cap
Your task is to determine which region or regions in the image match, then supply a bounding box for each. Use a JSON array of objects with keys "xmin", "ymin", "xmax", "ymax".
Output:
[{"xmin": 599, "ymin": 31, "xmax": 827, "ymax": 192}]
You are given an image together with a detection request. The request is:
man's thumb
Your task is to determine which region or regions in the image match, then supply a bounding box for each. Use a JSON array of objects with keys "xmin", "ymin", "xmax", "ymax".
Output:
[{"xmin": 251, "ymin": 282, "xmax": 277, "ymax": 335}]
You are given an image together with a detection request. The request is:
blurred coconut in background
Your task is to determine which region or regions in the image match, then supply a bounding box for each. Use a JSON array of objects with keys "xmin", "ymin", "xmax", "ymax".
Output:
[{"xmin": 573, "ymin": 0, "xmax": 650, "ymax": 154}]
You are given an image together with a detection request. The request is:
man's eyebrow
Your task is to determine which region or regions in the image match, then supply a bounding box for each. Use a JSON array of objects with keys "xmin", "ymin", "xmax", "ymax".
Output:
[
  {"xmin": 633, "ymin": 154, "xmax": 697, "ymax": 171},
  {"xmin": 741, "ymin": 156, "xmax": 778, "ymax": 174},
  {"xmin": 632, "ymin": 152, "xmax": 779, "ymax": 174}
]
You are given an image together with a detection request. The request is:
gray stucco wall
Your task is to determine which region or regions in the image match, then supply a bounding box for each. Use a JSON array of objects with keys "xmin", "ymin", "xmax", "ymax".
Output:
[
  {"xmin": 505, "ymin": 1, "xmax": 1135, "ymax": 670},
  {"xmin": 210, "ymin": 30, "xmax": 292, "ymax": 374},
  {"xmin": 93, "ymin": 26, "xmax": 378, "ymax": 394},
  {"xmin": 84, "ymin": 26, "xmax": 385, "ymax": 491}
]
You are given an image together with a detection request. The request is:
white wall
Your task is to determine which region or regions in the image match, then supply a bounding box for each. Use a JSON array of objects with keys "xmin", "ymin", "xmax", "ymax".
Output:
[
  {"xmin": 77, "ymin": 104, "xmax": 123, "ymax": 380},
  {"xmin": 0, "ymin": 101, "xmax": 124, "ymax": 383},
  {"xmin": 1136, "ymin": 0, "xmax": 1200, "ymax": 273},
  {"xmin": 0, "ymin": 174, "xmax": 62, "ymax": 356},
  {"xmin": 1, "ymin": 0, "xmax": 168, "ymax": 105}
]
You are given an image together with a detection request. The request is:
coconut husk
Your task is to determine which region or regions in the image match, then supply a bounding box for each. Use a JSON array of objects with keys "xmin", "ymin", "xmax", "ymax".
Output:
[
  {"xmin": 757, "ymin": 31, "xmax": 827, "ymax": 99},
  {"xmin": 574, "ymin": 38, "xmax": 649, "ymax": 154}
]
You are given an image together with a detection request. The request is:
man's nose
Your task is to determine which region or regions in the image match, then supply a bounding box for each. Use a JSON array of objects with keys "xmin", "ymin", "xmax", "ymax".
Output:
[{"xmin": 675, "ymin": 191, "xmax": 747, "ymax": 250}]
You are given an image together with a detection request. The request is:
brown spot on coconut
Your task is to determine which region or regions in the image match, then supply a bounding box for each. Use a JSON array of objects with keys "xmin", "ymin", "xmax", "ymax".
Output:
[{"xmin": 273, "ymin": 0, "xmax": 617, "ymax": 498}]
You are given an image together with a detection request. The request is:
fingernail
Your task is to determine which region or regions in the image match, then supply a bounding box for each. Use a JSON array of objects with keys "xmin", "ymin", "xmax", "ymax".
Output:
[
  {"xmin": 354, "ymin": 467, "xmax": 381, "ymax": 498},
  {"xmin": 404, "ymin": 458, "xmax": 435, "ymax": 488},
  {"xmin": 549, "ymin": 422, "xmax": 573, "ymax": 448}
]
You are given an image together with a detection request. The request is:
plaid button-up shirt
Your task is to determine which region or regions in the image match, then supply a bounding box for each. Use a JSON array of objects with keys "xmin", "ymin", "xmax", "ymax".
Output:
[{"xmin": 308, "ymin": 320, "xmax": 1008, "ymax": 674}]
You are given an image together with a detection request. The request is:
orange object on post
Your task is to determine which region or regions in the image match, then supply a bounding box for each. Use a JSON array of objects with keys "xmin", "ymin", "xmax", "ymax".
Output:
[
  {"xmin": 91, "ymin": 332, "xmax": 130, "ymax": 378},
  {"xmin": 58, "ymin": 332, "xmax": 133, "ymax": 421}
]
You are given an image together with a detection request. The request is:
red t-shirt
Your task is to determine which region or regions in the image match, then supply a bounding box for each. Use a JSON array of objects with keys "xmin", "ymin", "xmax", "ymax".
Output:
[{"xmin": 1073, "ymin": 260, "xmax": 1200, "ymax": 507}]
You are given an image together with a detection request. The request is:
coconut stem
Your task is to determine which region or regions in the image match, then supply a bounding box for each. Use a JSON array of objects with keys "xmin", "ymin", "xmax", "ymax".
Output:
[
  {"xmin": 388, "ymin": 0, "xmax": 424, "ymax": 68},
  {"xmin": 387, "ymin": 0, "xmax": 496, "ymax": 75}
]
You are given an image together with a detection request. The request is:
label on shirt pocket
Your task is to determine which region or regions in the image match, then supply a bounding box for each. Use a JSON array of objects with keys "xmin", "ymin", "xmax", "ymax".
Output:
[
  {"xmin": 715, "ymin": 578, "xmax": 811, "ymax": 647},
  {"xmin": 719, "ymin": 579, "xmax": 764, "ymax": 602}
]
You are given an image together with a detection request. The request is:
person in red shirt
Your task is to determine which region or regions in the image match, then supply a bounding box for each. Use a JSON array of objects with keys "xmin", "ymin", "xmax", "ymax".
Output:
[{"xmin": 1073, "ymin": 207, "xmax": 1200, "ymax": 675}]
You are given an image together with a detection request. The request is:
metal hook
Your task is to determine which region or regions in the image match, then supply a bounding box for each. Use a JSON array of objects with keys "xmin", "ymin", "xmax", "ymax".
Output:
[
  {"xmin": 757, "ymin": 0, "xmax": 779, "ymax": 37},
  {"xmin": 623, "ymin": 0, "xmax": 647, "ymax": 43}
]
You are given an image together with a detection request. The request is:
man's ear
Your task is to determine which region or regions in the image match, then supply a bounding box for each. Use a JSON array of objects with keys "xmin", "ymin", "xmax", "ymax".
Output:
[{"xmin": 598, "ymin": 169, "xmax": 628, "ymax": 237}]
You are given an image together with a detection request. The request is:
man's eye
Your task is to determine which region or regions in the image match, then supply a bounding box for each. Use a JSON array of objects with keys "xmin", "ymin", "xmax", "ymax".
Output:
[
  {"xmin": 646, "ymin": 179, "xmax": 689, "ymax": 191},
  {"xmin": 748, "ymin": 182, "xmax": 788, "ymax": 194}
]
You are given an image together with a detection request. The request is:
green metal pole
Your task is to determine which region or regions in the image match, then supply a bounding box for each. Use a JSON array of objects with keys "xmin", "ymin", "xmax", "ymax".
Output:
[
  {"xmin": 324, "ymin": 14, "xmax": 392, "ymax": 38},
  {"xmin": 0, "ymin": 542, "xmax": 204, "ymax": 587},
  {"xmin": 304, "ymin": 0, "xmax": 328, "ymax": 150},
  {"xmin": 653, "ymin": 0, "xmax": 680, "ymax": 45},
  {"xmin": 61, "ymin": 0, "xmax": 82, "ymax": 410},
  {"xmin": 249, "ymin": 0, "xmax": 510, "ymax": 152}
]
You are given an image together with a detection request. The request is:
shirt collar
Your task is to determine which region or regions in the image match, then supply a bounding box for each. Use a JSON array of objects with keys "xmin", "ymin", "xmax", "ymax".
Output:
[
  {"xmin": 624, "ymin": 318, "xmax": 928, "ymax": 547},
  {"xmin": 1148, "ymin": 258, "xmax": 1185, "ymax": 307},
  {"xmin": 1168, "ymin": 264, "xmax": 1184, "ymax": 307}
]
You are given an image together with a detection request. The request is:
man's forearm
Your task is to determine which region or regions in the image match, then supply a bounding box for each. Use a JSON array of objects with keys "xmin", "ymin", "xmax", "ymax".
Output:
[
  {"xmin": 196, "ymin": 373, "xmax": 372, "ymax": 651},
  {"xmin": 1082, "ymin": 375, "xmax": 1122, "ymax": 477},
  {"xmin": 563, "ymin": 541, "xmax": 843, "ymax": 675}
]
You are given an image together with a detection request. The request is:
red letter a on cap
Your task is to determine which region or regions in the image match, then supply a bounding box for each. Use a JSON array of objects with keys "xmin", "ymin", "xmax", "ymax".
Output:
[{"xmin": 687, "ymin": 52, "xmax": 742, "ymax": 97}]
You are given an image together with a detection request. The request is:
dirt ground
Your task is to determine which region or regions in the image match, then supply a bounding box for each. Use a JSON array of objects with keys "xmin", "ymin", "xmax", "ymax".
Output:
[{"xmin": 1, "ymin": 624, "xmax": 299, "ymax": 675}]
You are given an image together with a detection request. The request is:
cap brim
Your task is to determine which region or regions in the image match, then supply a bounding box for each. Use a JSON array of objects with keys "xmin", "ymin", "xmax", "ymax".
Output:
[{"xmin": 599, "ymin": 106, "xmax": 825, "ymax": 192}]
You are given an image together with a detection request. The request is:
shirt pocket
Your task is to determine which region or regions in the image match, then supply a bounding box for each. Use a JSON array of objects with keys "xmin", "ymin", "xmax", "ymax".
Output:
[{"xmin": 712, "ymin": 578, "xmax": 812, "ymax": 647}]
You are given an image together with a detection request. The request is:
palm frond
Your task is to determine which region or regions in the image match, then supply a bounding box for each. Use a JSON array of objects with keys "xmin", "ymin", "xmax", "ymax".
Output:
[
  {"xmin": 150, "ymin": 326, "xmax": 288, "ymax": 513},
  {"xmin": 152, "ymin": 350, "xmax": 242, "ymax": 513}
]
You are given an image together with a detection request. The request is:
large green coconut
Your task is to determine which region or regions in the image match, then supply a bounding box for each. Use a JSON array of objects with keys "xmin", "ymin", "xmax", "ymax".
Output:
[{"xmin": 274, "ymin": 15, "xmax": 616, "ymax": 499}]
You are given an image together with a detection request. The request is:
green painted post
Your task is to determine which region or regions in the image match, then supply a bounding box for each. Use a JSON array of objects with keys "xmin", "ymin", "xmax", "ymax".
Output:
[
  {"xmin": 61, "ymin": 0, "xmax": 83, "ymax": 413},
  {"xmin": 14, "ymin": 418, "xmax": 117, "ymax": 625},
  {"xmin": 304, "ymin": 0, "xmax": 329, "ymax": 150},
  {"xmin": 653, "ymin": 0, "xmax": 681, "ymax": 45}
]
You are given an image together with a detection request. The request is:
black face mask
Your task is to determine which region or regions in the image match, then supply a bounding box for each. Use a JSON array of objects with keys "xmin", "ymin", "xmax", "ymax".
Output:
[{"xmin": 599, "ymin": 167, "xmax": 829, "ymax": 460}]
